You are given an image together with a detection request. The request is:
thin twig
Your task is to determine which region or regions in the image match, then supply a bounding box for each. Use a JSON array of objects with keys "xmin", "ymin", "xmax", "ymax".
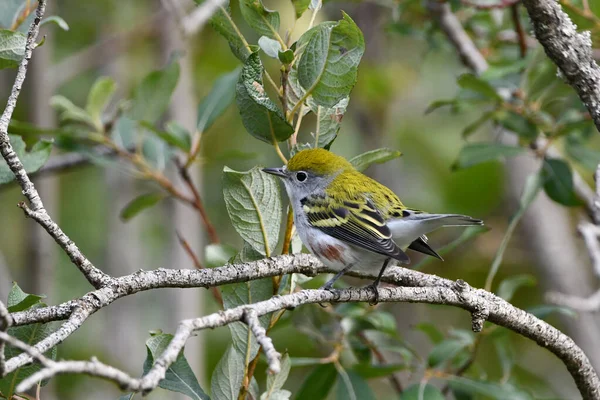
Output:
[
  {"xmin": 0, "ymin": 0, "xmax": 111, "ymax": 289},
  {"xmin": 510, "ymin": 4, "xmax": 527, "ymax": 58},
  {"xmin": 357, "ymin": 332, "xmax": 404, "ymax": 394}
]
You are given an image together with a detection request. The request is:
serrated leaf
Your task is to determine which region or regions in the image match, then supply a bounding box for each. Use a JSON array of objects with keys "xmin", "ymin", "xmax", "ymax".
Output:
[
  {"xmin": 223, "ymin": 166, "xmax": 282, "ymax": 255},
  {"xmin": 128, "ymin": 60, "xmax": 180, "ymax": 123},
  {"xmin": 0, "ymin": 304, "xmax": 57, "ymax": 397},
  {"xmin": 541, "ymin": 158, "xmax": 581, "ymax": 206},
  {"xmin": 457, "ymin": 73, "xmax": 502, "ymax": 102},
  {"xmin": 496, "ymin": 111, "xmax": 538, "ymax": 139},
  {"xmin": 239, "ymin": 0, "xmax": 280, "ymax": 39},
  {"xmin": 236, "ymin": 52, "xmax": 294, "ymax": 143},
  {"xmin": 120, "ymin": 193, "xmax": 165, "ymax": 222},
  {"xmin": 401, "ymin": 383, "xmax": 445, "ymax": 400},
  {"xmin": 292, "ymin": 0, "xmax": 311, "ymax": 18},
  {"xmin": 349, "ymin": 148, "xmax": 402, "ymax": 172},
  {"xmin": 296, "ymin": 13, "xmax": 365, "ymax": 108},
  {"xmin": 497, "ymin": 274, "xmax": 536, "ymax": 302},
  {"xmin": 0, "ymin": 29, "xmax": 26, "ymax": 69},
  {"xmin": 262, "ymin": 353, "xmax": 291, "ymax": 399},
  {"xmin": 86, "ymin": 77, "xmax": 117, "ymax": 128},
  {"xmin": 210, "ymin": 4, "xmax": 256, "ymax": 62},
  {"xmin": 41, "ymin": 15, "xmax": 70, "ymax": 31},
  {"xmin": 296, "ymin": 364, "xmax": 337, "ymax": 400},
  {"xmin": 211, "ymin": 346, "xmax": 245, "ymax": 400},
  {"xmin": 312, "ymin": 98, "xmax": 348, "ymax": 149},
  {"xmin": 0, "ymin": 135, "xmax": 52, "ymax": 185},
  {"xmin": 142, "ymin": 333, "xmax": 209, "ymax": 400},
  {"xmin": 452, "ymin": 143, "xmax": 525, "ymax": 170},
  {"xmin": 197, "ymin": 67, "xmax": 241, "ymax": 133},
  {"xmin": 258, "ymin": 36, "xmax": 282, "ymax": 58},
  {"xmin": 7, "ymin": 282, "xmax": 44, "ymax": 312}
]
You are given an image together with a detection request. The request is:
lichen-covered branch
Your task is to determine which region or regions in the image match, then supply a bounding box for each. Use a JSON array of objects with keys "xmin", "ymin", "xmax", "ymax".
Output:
[
  {"xmin": 0, "ymin": 0, "xmax": 110, "ymax": 289},
  {"xmin": 522, "ymin": 0, "xmax": 600, "ymax": 132},
  {"xmin": 2, "ymin": 254, "xmax": 599, "ymax": 398}
]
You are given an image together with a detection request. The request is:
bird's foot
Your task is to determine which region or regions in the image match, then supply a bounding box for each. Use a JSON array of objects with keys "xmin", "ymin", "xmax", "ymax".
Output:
[
  {"xmin": 318, "ymin": 281, "xmax": 337, "ymax": 307},
  {"xmin": 365, "ymin": 283, "xmax": 380, "ymax": 306}
]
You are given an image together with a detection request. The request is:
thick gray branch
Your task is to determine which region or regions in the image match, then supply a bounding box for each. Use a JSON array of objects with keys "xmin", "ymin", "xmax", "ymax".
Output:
[
  {"xmin": 522, "ymin": 0, "xmax": 600, "ymax": 132},
  {"xmin": 0, "ymin": 0, "xmax": 110, "ymax": 289},
  {"xmin": 0, "ymin": 300, "xmax": 10, "ymax": 376},
  {"xmin": 4, "ymin": 254, "xmax": 599, "ymax": 398}
]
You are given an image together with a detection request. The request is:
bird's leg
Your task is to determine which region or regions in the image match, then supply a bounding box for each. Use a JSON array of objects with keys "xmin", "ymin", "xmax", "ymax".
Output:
[
  {"xmin": 366, "ymin": 258, "xmax": 391, "ymax": 305},
  {"xmin": 320, "ymin": 263, "xmax": 355, "ymax": 291}
]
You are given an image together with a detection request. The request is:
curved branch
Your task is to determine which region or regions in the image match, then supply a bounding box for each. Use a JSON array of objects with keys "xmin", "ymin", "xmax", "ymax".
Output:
[
  {"xmin": 522, "ymin": 0, "xmax": 600, "ymax": 132},
  {"xmin": 3, "ymin": 254, "xmax": 599, "ymax": 398}
]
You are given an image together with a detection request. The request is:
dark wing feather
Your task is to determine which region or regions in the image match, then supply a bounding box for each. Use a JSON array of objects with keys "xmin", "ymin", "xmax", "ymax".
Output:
[
  {"xmin": 301, "ymin": 195, "xmax": 410, "ymax": 264},
  {"xmin": 408, "ymin": 236, "xmax": 443, "ymax": 260}
]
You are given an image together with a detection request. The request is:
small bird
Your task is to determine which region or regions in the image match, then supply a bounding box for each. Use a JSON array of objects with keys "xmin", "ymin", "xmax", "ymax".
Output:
[{"xmin": 263, "ymin": 148, "xmax": 483, "ymax": 302}]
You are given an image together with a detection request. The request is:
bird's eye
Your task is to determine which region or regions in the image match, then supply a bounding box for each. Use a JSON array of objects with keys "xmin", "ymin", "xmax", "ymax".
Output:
[{"xmin": 296, "ymin": 171, "xmax": 308, "ymax": 182}]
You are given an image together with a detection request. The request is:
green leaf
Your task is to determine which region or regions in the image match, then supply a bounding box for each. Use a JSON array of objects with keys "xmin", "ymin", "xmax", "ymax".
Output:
[
  {"xmin": 120, "ymin": 193, "xmax": 165, "ymax": 222},
  {"xmin": 497, "ymin": 274, "xmax": 536, "ymax": 302},
  {"xmin": 278, "ymin": 49, "xmax": 294, "ymax": 64},
  {"xmin": 262, "ymin": 353, "xmax": 291, "ymax": 400},
  {"xmin": 447, "ymin": 376, "xmax": 532, "ymax": 400},
  {"xmin": 236, "ymin": 52, "xmax": 293, "ymax": 143},
  {"xmin": 211, "ymin": 346, "xmax": 245, "ymax": 400},
  {"xmin": 353, "ymin": 363, "xmax": 408, "ymax": 379},
  {"xmin": 128, "ymin": 60, "xmax": 180, "ymax": 123},
  {"xmin": 541, "ymin": 158, "xmax": 581, "ymax": 206},
  {"xmin": 142, "ymin": 333, "xmax": 209, "ymax": 400},
  {"xmin": 40, "ymin": 15, "xmax": 70, "ymax": 31},
  {"xmin": 414, "ymin": 322, "xmax": 444, "ymax": 344},
  {"xmin": 141, "ymin": 133, "xmax": 172, "ymax": 171},
  {"xmin": 197, "ymin": 67, "xmax": 241, "ymax": 133},
  {"xmin": 496, "ymin": 111, "xmax": 538, "ymax": 139},
  {"xmin": 210, "ymin": 4, "xmax": 257, "ymax": 62},
  {"xmin": 86, "ymin": 77, "xmax": 117, "ymax": 128},
  {"xmin": 457, "ymin": 74, "xmax": 502, "ymax": 102},
  {"xmin": 0, "ymin": 29, "xmax": 26, "ymax": 69},
  {"xmin": 401, "ymin": 383, "xmax": 445, "ymax": 400},
  {"xmin": 527, "ymin": 304, "xmax": 577, "ymax": 320},
  {"xmin": 297, "ymin": 13, "xmax": 365, "ymax": 108},
  {"xmin": 0, "ymin": 135, "xmax": 53, "ymax": 185},
  {"xmin": 292, "ymin": 0, "xmax": 311, "ymax": 18},
  {"xmin": 50, "ymin": 95, "xmax": 96, "ymax": 128},
  {"xmin": 221, "ymin": 244, "xmax": 273, "ymax": 358},
  {"xmin": 239, "ymin": 0, "xmax": 280, "ymax": 40},
  {"xmin": 336, "ymin": 370, "xmax": 376, "ymax": 400},
  {"xmin": 565, "ymin": 136, "xmax": 600, "ymax": 171},
  {"xmin": 349, "ymin": 148, "xmax": 402, "ymax": 172},
  {"xmin": 223, "ymin": 165, "xmax": 282, "ymax": 255},
  {"xmin": 205, "ymin": 243, "xmax": 237, "ymax": 268},
  {"xmin": 7, "ymin": 282, "xmax": 44, "ymax": 312},
  {"xmin": 462, "ymin": 111, "xmax": 494, "ymax": 138},
  {"xmin": 425, "ymin": 99, "xmax": 457, "ymax": 115},
  {"xmin": 312, "ymin": 98, "xmax": 348, "ymax": 149},
  {"xmin": 258, "ymin": 36, "xmax": 282, "ymax": 58},
  {"xmin": 427, "ymin": 337, "xmax": 472, "ymax": 367},
  {"xmin": 295, "ymin": 364, "xmax": 337, "ymax": 400},
  {"xmin": 452, "ymin": 143, "xmax": 525, "ymax": 170},
  {"xmin": 140, "ymin": 121, "xmax": 190, "ymax": 151}
]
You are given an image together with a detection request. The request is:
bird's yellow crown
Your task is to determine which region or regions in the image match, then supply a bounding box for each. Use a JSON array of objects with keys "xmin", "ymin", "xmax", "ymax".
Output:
[{"xmin": 287, "ymin": 148, "xmax": 353, "ymax": 174}]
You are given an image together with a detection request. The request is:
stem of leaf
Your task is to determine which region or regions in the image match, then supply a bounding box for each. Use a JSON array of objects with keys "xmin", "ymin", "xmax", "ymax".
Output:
[
  {"xmin": 308, "ymin": 1, "xmax": 322, "ymax": 30},
  {"xmin": 281, "ymin": 209, "xmax": 294, "ymax": 255},
  {"xmin": 290, "ymin": 104, "xmax": 305, "ymax": 147}
]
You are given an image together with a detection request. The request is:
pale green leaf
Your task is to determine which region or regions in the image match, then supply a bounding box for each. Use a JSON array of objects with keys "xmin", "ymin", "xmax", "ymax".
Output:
[
  {"xmin": 258, "ymin": 36, "xmax": 282, "ymax": 58},
  {"xmin": 292, "ymin": 0, "xmax": 311, "ymax": 18},
  {"xmin": 239, "ymin": 0, "xmax": 280, "ymax": 39},
  {"xmin": 0, "ymin": 29, "xmax": 25, "ymax": 69},
  {"xmin": 86, "ymin": 76, "xmax": 117, "ymax": 127},
  {"xmin": 236, "ymin": 52, "xmax": 293, "ymax": 143},
  {"xmin": 120, "ymin": 193, "xmax": 165, "ymax": 222},
  {"xmin": 197, "ymin": 67, "xmax": 241, "ymax": 133},
  {"xmin": 0, "ymin": 135, "xmax": 53, "ymax": 185},
  {"xmin": 210, "ymin": 346, "xmax": 245, "ymax": 400},
  {"xmin": 7, "ymin": 282, "xmax": 44, "ymax": 312},
  {"xmin": 210, "ymin": 3, "xmax": 257, "ymax": 61},
  {"xmin": 128, "ymin": 60, "xmax": 180, "ymax": 123},
  {"xmin": 262, "ymin": 353, "xmax": 291, "ymax": 400},
  {"xmin": 312, "ymin": 98, "xmax": 348, "ymax": 149},
  {"xmin": 41, "ymin": 16, "xmax": 69, "ymax": 31}
]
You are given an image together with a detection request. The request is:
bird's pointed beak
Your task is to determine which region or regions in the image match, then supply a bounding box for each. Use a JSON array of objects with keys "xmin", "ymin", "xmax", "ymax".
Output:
[{"xmin": 262, "ymin": 167, "xmax": 286, "ymax": 178}]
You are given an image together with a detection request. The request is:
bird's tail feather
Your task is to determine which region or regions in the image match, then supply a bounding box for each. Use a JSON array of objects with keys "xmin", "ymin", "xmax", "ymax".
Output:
[{"xmin": 407, "ymin": 213, "xmax": 483, "ymax": 227}]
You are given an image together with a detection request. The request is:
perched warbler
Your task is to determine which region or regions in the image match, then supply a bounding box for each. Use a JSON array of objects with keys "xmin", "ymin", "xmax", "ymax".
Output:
[{"xmin": 263, "ymin": 148, "xmax": 483, "ymax": 301}]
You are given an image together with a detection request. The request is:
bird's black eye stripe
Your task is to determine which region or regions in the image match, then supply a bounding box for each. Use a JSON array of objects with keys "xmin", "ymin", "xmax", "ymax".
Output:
[{"xmin": 296, "ymin": 171, "xmax": 308, "ymax": 182}]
